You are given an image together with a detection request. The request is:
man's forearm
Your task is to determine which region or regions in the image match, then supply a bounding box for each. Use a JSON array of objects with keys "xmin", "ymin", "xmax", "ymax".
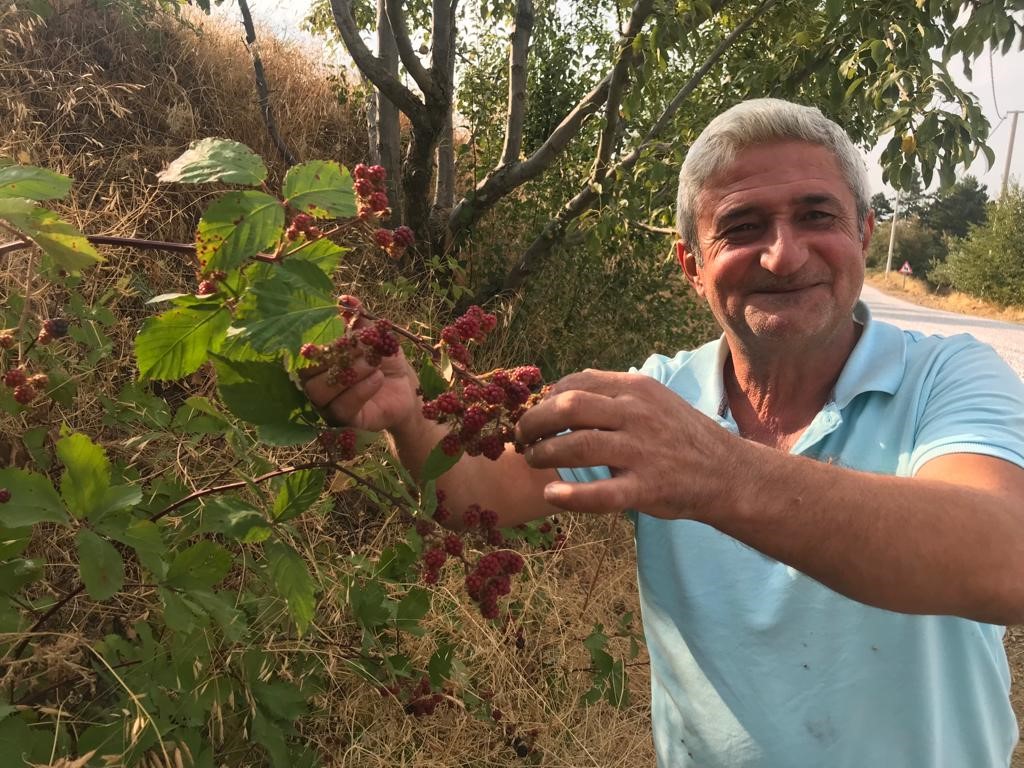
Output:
[
  {"xmin": 707, "ymin": 442, "xmax": 1024, "ymax": 624},
  {"xmin": 389, "ymin": 414, "xmax": 559, "ymax": 529}
]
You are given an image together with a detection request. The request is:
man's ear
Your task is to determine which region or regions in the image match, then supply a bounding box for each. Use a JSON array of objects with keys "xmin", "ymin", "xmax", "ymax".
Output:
[
  {"xmin": 860, "ymin": 209, "xmax": 876, "ymax": 257},
  {"xmin": 677, "ymin": 241, "xmax": 705, "ymax": 299}
]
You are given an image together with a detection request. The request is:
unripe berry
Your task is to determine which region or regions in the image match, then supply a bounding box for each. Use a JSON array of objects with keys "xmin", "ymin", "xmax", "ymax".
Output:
[
  {"xmin": 42, "ymin": 318, "xmax": 69, "ymax": 338},
  {"xmin": 480, "ymin": 434, "xmax": 505, "ymax": 460},
  {"xmin": 3, "ymin": 368, "xmax": 27, "ymax": 388},
  {"xmin": 196, "ymin": 280, "xmax": 217, "ymax": 296},
  {"xmin": 0, "ymin": 331, "xmax": 14, "ymax": 349},
  {"xmin": 422, "ymin": 568, "xmax": 440, "ymax": 585},
  {"xmin": 374, "ymin": 228, "xmax": 394, "ymax": 248},
  {"xmin": 463, "ymin": 505, "xmax": 481, "ymax": 528},
  {"xmin": 421, "ymin": 401, "xmax": 440, "ymax": 421},
  {"xmin": 367, "ymin": 165, "xmax": 387, "ymax": 183},
  {"xmin": 300, "ymin": 343, "xmax": 322, "ymax": 360},
  {"xmin": 480, "ymin": 508, "xmax": 499, "ymax": 529},
  {"xmin": 368, "ymin": 192, "xmax": 389, "ymax": 212},
  {"xmin": 337, "ymin": 295, "xmax": 360, "ymax": 321},
  {"xmin": 436, "ymin": 392, "xmax": 463, "ymax": 415},
  {"xmin": 461, "ymin": 405, "xmax": 489, "ymax": 433},
  {"xmin": 13, "ymin": 383, "xmax": 36, "ymax": 405},
  {"xmin": 354, "ymin": 178, "xmax": 374, "ymax": 197},
  {"xmin": 306, "ymin": 226, "xmax": 323, "ymax": 240},
  {"xmin": 415, "ymin": 519, "xmax": 435, "ymax": 537},
  {"xmin": 443, "ymin": 534, "xmax": 464, "ymax": 557},
  {"xmin": 423, "ymin": 546, "xmax": 447, "ymax": 570},
  {"xmin": 483, "ymin": 384, "xmax": 505, "ymax": 404},
  {"xmin": 0, "ymin": 489, "xmax": 9, "ymax": 503},
  {"xmin": 440, "ymin": 433, "xmax": 462, "ymax": 456},
  {"xmin": 35, "ymin": 329, "xmax": 52, "ymax": 345},
  {"xmin": 28, "ymin": 373, "xmax": 48, "ymax": 388},
  {"xmin": 447, "ymin": 341, "xmax": 470, "ymax": 366},
  {"xmin": 393, "ymin": 225, "xmax": 415, "ymax": 247},
  {"xmin": 353, "ymin": 163, "xmax": 370, "ymax": 180}
]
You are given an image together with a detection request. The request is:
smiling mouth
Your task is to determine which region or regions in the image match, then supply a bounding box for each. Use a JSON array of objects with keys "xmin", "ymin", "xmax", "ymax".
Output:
[{"xmin": 752, "ymin": 283, "xmax": 823, "ymax": 294}]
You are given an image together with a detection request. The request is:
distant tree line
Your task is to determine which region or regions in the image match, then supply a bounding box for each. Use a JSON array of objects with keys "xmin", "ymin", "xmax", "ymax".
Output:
[{"xmin": 867, "ymin": 177, "xmax": 1024, "ymax": 308}]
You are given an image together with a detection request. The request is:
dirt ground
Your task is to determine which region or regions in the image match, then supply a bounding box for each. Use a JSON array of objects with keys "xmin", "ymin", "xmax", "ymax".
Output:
[{"xmin": 1007, "ymin": 627, "xmax": 1024, "ymax": 766}]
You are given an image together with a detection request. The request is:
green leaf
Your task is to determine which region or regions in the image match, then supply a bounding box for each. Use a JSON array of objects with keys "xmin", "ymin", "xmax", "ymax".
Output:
[
  {"xmin": 395, "ymin": 587, "xmax": 430, "ymax": 632},
  {"xmin": 0, "ymin": 468, "xmax": 68, "ymax": 527},
  {"xmin": 0, "ymin": 204, "xmax": 101, "ymax": 272},
  {"xmin": 282, "ymin": 161, "xmax": 356, "ymax": 219},
  {"xmin": 190, "ymin": 589, "xmax": 247, "ymax": 641},
  {"xmin": 157, "ymin": 138, "xmax": 267, "ymax": 186},
  {"xmin": 113, "ymin": 520, "xmax": 167, "ymax": 578},
  {"xmin": 0, "ymin": 165, "xmax": 71, "ymax": 201},
  {"xmin": 160, "ymin": 588, "xmax": 197, "ymax": 633},
  {"xmin": 76, "ymin": 529, "xmax": 125, "ymax": 601},
  {"xmin": 349, "ymin": 579, "xmax": 389, "ymax": 630},
  {"xmin": 135, "ymin": 304, "xmax": 231, "ymax": 381},
  {"xmin": 284, "ymin": 237, "xmax": 347, "ymax": 273},
  {"xmin": 235, "ymin": 260, "xmax": 338, "ymax": 353},
  {"xmin": 0, "ymin": 558, "xmax": 42, "ymax": 596},
  {"xmin": 253, "ymin": 679, "xmax": 309, "ymax": 720},
  {"xmin": 196, "ymin": 191, "xmax": 284, "ymax": 272},
  {"xmin": 418, "ymin": 361, "xmax": 448, "ymax": 401},
  {"xmin": 272, "ymin": 470, "xmax": 326, "ymax": 522},
  {"xmin": 266, "ymin": 541, "xmax": 316, "ymax": 635},
  {"xmin": 0, "ymin": 526, "xmax": 31, "ymax": 559},
  {"xmin": 56, "ymin": 433, "xmax": 110, "ymax": 520},
  {"xmin": 251, "ymin": 710, "xmax": 290, "ymax": 768},
  {"xmin": 428, "ymin": 642, "xmax": 454, "ymax": 688},
  {"xmin": 201, "ymin": 498, "xmax": 272, "ymax": 543},
  {"xmin": 211, "ymin": 353, "xmax": 307, "ymax": 425},
  {"xmin": 172, "ymin": 396, "xmax": 231, "ymax": 435},
  {"xmin": 421, "ymin": 442, "xmax": 461, "ymax": 484},
  {"xmin": 166, "ymin": 540, "xmax": 233, "ymax": 590},
  {"xmin": 257, "ymin": 422, "xmax": 319, "ymax": 446}
]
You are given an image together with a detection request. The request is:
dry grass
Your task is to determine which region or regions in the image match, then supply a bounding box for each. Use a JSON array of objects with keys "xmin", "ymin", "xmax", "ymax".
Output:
[
  {"xmin": 0, "ymin": 3, "xmax": 656, "ymax": 766},
  {"xmin": 865, "ymin": 271, "xmax": 1024, "ymax": 324}
]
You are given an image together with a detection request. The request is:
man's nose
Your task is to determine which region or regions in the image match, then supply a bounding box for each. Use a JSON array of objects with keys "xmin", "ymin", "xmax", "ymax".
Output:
[{"xmin": 759, "ymin": 222, "xmax": 809, "ymax": 276}]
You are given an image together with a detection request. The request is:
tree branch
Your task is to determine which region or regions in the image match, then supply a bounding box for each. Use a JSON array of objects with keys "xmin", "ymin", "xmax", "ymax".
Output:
[
  {"xmin": 594, "ymin": 0, "xmax": 654, "ymax": 182},
  {"xmin": 447, "ymin": 0, "xmax": 657, "ymax": 240},
  {"xmin": 385, "ymin": 0, "xmax": 437, "ymax": 99},
  {"xmin": 376, "ymin": 0, "xmax": 404, "ymax": 225},
  {"xmin": 0, "ymin": 234, "xmax": 195, "ymax": 258},
  {"xmin": 497, "ymin": 0, "xmax": 775, "ymax": 297},
  {"xmin": 237, "ymin": 0, "xmax": 298, "ymax": 167},
  {"xmin": 329, "ymin": 0, "xmax": 425, "ymax": 118},
  {"xmin": 498, "ymin": 0, "xmax": 534, "ymax": 167}
]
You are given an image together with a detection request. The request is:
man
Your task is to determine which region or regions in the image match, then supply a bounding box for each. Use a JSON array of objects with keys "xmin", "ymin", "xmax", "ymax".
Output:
[{"xmin": 305, "ymin": 98, "xmax": 1024, "ymax": 767}]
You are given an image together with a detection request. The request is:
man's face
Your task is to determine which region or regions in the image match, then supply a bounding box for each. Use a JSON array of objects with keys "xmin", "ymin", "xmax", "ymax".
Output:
[{"xmin": 679, "ymin": 140, "xmax": 874, "ymax": 349}]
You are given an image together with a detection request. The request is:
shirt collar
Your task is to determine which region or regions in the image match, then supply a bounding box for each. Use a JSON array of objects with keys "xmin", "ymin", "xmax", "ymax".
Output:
[{"xmin": 697, "ymin": 300, "xmax": 907, "ymax": 416}]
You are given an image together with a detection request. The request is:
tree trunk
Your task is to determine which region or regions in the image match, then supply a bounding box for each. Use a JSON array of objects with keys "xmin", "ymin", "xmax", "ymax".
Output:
[{"xmin": 376, "ymin": 0, "xmax": 403, "ymax": 226}]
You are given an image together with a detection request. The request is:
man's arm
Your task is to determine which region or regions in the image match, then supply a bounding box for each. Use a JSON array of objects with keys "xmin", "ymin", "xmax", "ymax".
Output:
[{"xmin": 517, "ymin": 370, "xmax": 1024, "ymax": 624}]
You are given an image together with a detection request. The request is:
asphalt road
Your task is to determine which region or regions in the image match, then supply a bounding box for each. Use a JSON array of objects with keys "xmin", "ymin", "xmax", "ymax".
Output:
[{"xmin": 860, "ymin": 284, "xmax": 1024, "ymax": 381}]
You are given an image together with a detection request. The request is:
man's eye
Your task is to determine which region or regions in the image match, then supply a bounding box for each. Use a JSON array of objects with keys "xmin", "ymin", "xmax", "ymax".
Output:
[
  {"xmin": 723, "ymin": 223, "xmax": 758, "ymax": 237},
  {"xmin": 804, "ymin": 210, "xmax": 835, "ymax": 222}
]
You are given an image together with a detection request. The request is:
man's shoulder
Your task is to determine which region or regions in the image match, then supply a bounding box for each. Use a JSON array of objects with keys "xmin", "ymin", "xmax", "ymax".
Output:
[{"xmin": 632, "ymin": 337, "xmax": 722, "ymax": 383}]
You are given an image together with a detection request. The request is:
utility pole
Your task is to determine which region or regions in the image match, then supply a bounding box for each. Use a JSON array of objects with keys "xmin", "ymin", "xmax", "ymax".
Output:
[
  {"xmin": 1001, "ymin": 110, "xmax": 1022, "ymax": 199},
  {"xmin": 884, "ymin": 189, "xmax": 900, "ymax": 279}
]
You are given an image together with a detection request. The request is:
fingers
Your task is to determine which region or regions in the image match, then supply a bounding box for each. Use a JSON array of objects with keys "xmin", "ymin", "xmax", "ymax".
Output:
[
  {"xmin": 522, "ymin": 427, "xmax": 631, "ymax": 472},
  {"xmin": 546, "ymin": 369, "xmax": 648, "ymax": 399},
  {"xmin": 515, "ymin": 388, "xmax": 623, "ymax": 445},
  {"xmin": 541, "ymin": 476, "xmax": 633, "ymax": 515},
  {"xmin": 302, "ymin": 356, "xmax": 380, "ymax": 409}
]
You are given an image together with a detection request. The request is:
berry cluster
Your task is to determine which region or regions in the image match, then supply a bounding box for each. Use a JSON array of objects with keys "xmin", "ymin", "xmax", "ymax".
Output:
[
  {"xmin": 2, "ymin": 366, "xmax": 48, "ymax": 405},
  {"xmin": 299, "ymin": 318, "xmax": 401, "ymax": 382},
  {"xmin": 36, "ymin": 317, "xmax": 69, "ymax": 345},
  {"xmin": 379, "ymin": 675, "xmax": 449, "ymax": 718},
  {"xmin": 195, "ymin": 270, "xmax": 227, "ymax": 297},
  {"xmin": 464, "ymin": 549, "xmax": 525, "ymax": 619},
  {"xmin": 284, "ymin": 212, "xmax": 323, "ymax": 242},
  {"xmin": 353, "ymin": 164, "xmax": 390, "ymax": 220},
  {"xmin": 421, "ymin": 365, "xmax": 545, "ymax": 460},
  {"xmin": 438, "ymin": 305, "xmax": 498, "ymax": 366},
  {"xmin": 317, "ymin": 428, "xmax": 358, "ymax": 461},
  {"xmin": 372, "ymin": 224, "xmax": 415, "ymax": 260}
]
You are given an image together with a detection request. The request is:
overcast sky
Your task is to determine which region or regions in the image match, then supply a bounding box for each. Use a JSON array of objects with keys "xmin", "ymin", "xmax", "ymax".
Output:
[{"xmin": 224, "ymin": 1, "xmax": 1023, "ymax": 199}]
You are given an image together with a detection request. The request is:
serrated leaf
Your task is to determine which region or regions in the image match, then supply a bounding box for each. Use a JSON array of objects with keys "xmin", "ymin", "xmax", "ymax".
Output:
[
  {"xmin": 160, "ymin": 588, "xmax": 197, "ymax": 633},
  {"xmin": 158, "ymin": 138, "xmax": 267, "ymax": 186},
  {"xmin": 0, "ymin": 468, "xmax": 68, "ymax": 527},
  {"xmin": 272, "ymin": 470, "xmax": 325, "ymax": 522},
  {"xmin": 395, "ymin": 588, "xmax": 430, "ymax": 632},
  {"xmin": 251, "ymin": 710, "xmax": 289, "ymax": 768},
  {"xmin": 266, "ymin": 541, "xmax": 316, "ymax": 635},
  {"xmin": 257, "ymin": 422, "xmax": 319, "ymax": 446},
  {"xmin": 0, "ymin": 558, "xmax": 42, "ymax": 596},
  {"xmin": 285, "ymin": 237, "xmax": 347, "ymax": 273},
  {"xmin": 196, "ymin": 191, "xmax": 284, "ymax": 272},
  {"xmin": 56, "ymin": 433, "xmax": 110, "ymax": 521},
  {"xmin": 166, "ymin": 540, "xmax": 233, "ymax": 590},
  {"xmin": 135, "ymin": 304, "xmax": 231, "ymax": 381},
  {"xmin": 421, "ymin": 442, "xmax": 461, "ymax": 484},
  {"xmin": 428, "ymin": 643, "xmax": 453, "ymax": 688},
  {"xmin": 76, "ymin": 529, "xmax": 124, "ymax": 601},
  {"xmin": 0, "ymin": 205, "xmax": 101, "ymax": 272},
  {"xmin": 282, "ymin": 161, "xmax": 356, "ymax": 219},
  {"xmin": 235, "ymin": 260, "xmax": 338, "ymax": 353},
  {"xmin": 190, "ymin": 589, "xmax": 247, "ymax": 641},
  {"xmin": 418, "ymin": 361, "xmax": 448, "ymax": 401},
  {"xmin": 112, "ymin": 519, "xmax": 167, "ymax": 578},
  {"xmin": 0, "ymin": 166, "xmax": 71, "ymax": 201},
  {"xmin": 211, "ymin": 353, "xmax": 307, "ymax": 425},
  {"xmin": 349, "ymin": 579, "xmax": 389, "ymax": 630},
  {"xmin": 253, "ymin": 680, "xmax": 309, "ymax": 720}
]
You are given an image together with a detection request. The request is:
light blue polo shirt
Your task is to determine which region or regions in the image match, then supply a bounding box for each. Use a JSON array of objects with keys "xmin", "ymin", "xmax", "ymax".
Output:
[{"xmin": 559, "ymin": 302, "xmax": 1024, "ymax": 767}]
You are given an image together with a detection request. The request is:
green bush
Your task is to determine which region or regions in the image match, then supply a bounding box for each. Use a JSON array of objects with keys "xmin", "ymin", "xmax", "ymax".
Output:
[
  {"xmin": 866, "ymin": 217, "xmax": 946, "ymax": 279},
  {"xmin": 928, "ymin": 187, "xmax": 1024, "ymax": 307}
]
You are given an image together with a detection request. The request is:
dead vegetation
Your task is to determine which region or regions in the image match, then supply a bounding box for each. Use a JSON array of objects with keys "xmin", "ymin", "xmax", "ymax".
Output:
[{"xmin": 0, "ymin": 3, "xmax": 655, "ymax": 766}]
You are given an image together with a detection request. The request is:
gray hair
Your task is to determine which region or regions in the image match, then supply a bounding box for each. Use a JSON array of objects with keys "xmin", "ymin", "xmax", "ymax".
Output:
[{"xmin": 676, "ymin": 98, "xmax": 870, "ymax": 264}]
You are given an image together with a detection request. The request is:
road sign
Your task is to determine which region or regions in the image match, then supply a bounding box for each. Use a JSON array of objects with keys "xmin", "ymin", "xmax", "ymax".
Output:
[{"xmin": 899, "ymin": 261, "xmax": 913, "ymax": 275}]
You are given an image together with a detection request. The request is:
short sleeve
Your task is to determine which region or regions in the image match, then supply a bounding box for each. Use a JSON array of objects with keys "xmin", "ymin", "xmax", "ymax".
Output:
[{"xmin": 910, "ymin": 339, "xmax": 1024, "ymax": 474}]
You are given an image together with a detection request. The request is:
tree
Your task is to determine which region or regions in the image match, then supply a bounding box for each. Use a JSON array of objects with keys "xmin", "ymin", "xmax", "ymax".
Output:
[
  {"xmin": 307, "ymin": 0, "xmax": 1021, "ymax": 301},
  {"xmin": 871, "ymin": 192, "xmax": 893, "ymax": 221},
  {"xmin": 867, "ymin": 218, "xmax": 946, "ymax": 277},
  {"xmin": 920, "ymin": 175, "xmax": 989, "ymax": 240},
  {"xmin": 929, "ymin": 186, "xmax": 1024, "ymax": 306}
]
